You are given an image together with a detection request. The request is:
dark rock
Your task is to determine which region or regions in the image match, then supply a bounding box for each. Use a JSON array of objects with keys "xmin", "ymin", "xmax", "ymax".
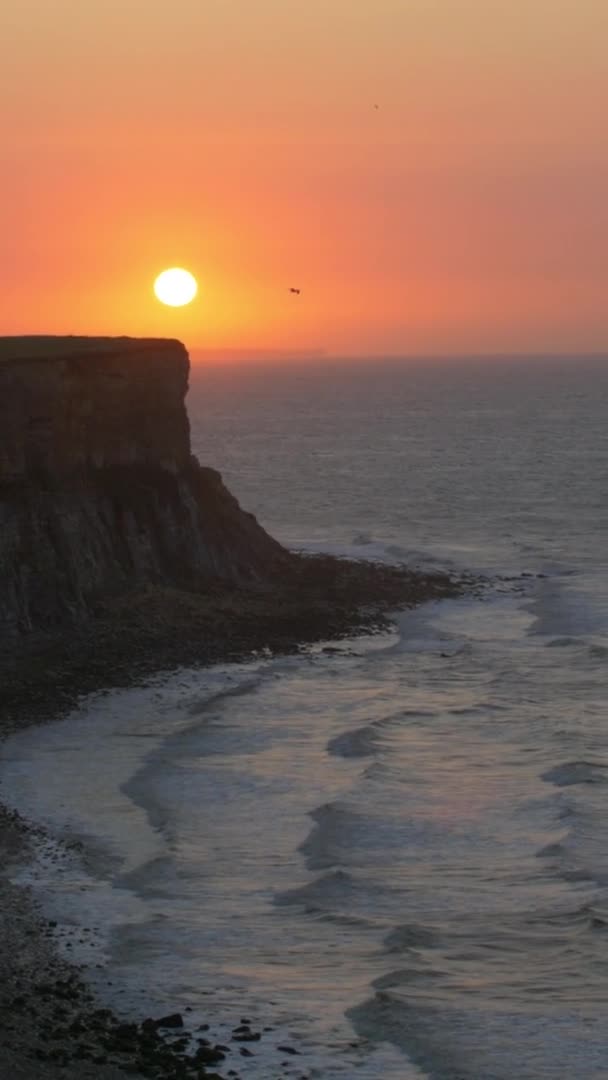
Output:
[
  {"xmin": 195, "ymin": 1044, "xmax": 226, "ymax": 1064},
  {"xmin": 114, "ymin": 1022, "xmax": 139, "ymax": 1040},
  {"xmin": 168, "ymin": 1035, "xmax": 190, "ymax": 1050},
  {"xmin": 154, "ymin": 1012, "xmax": 184, "ymax": 1029},
  {"xmin": 142, "ymin": 1017, "xmax": 161, "ymax": 1033}
]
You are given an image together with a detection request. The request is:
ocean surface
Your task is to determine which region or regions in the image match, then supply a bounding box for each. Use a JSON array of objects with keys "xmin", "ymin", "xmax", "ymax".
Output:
[{"xmin": 3, "ymin": 356, "xmax": 608, "ymax": 1079}]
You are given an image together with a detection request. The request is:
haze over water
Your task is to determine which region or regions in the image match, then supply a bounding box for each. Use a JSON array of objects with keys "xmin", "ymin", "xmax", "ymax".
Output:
[{"xmin": 3, "ymin": 357, "xmax": 608, "ymax": 1079}]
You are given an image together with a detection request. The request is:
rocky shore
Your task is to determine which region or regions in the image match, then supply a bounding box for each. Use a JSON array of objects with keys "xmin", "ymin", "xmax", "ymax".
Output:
[
  {"xmin": 0, "ymin": 554, "xmax": 475, "ymax": 1080},
  {"xmin": 0, "ymin": 553, "xmax": 473, "ymax": 736}
]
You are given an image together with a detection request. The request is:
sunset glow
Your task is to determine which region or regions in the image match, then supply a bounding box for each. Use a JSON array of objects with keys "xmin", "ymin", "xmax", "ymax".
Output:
[{"xmin": 1, "ymin": 1, "xmax": 607, "ymax": 355}]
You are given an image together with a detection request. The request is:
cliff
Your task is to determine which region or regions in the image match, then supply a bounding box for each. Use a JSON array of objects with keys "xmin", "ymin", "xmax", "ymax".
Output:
[{"xmin": 0, "ymin": 337, "xmax": 289, "ymax": 637}]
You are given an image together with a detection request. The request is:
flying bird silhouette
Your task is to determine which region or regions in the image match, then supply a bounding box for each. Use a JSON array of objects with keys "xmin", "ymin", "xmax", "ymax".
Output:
[{"xmin": 289, "ymin": 287, "xmax": 301, "ymax": 295}]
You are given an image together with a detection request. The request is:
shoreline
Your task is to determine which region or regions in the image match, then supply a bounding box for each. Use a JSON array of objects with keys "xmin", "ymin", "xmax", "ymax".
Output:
[{"xmin": 0, "ymin": 554, "xmax": 477, "ymax": 1080}]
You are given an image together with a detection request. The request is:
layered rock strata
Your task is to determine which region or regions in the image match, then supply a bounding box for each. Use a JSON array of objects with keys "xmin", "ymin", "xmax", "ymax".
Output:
[{"xmin": 0, "ymin": 337, "xmax": 288, "ymax": 636}]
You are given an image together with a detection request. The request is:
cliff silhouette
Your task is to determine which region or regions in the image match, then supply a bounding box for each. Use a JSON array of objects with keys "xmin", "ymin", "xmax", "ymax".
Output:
[{"xmin": 0, "ymin": 337, "xmax": 288, "ymax": 635}]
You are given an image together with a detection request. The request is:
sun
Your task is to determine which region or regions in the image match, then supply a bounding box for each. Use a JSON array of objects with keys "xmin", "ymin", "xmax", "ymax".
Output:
[{"xmin": 154, "ymin": 267, "xmax": 198, "ymax": 307}]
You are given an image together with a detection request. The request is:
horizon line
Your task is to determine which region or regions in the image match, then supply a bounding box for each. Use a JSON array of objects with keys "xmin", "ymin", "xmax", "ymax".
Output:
[{"xmin": 189, "ymin": 347, "xmax": 608, "ymax": 361}]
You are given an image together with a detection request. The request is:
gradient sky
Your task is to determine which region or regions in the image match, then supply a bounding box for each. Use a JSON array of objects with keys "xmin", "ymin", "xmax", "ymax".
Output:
[{"xmin": 1, "ymin": 1, "xmax": 607, "ymax": 355}]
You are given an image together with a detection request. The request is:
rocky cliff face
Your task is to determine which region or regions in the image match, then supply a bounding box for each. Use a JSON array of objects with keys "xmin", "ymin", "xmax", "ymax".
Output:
[{"xmin": 0, "ymin": 337, "xmax": 288, "ymax": 637}]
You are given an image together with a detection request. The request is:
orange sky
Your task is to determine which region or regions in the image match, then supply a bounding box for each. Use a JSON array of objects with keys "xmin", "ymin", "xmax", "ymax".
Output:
[{"xmin": 1, "ymin": 0, "xmax": 607, "ymax": 355}]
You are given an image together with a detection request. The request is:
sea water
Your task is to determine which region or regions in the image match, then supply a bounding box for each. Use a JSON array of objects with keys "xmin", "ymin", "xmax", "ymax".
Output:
[{"xmin": 2, "ymin": 356, "xmax": 608, "ymax": 1079}]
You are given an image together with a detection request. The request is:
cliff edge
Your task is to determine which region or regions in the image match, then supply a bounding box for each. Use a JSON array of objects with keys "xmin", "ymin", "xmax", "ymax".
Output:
[{"xmin": 0, "ymin": 337, "xmax": 288, "ymax": 636}]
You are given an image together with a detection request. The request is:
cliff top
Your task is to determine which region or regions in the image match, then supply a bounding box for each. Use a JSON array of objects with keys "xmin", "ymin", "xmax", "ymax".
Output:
[
  {"xmin": 0, "ymin": 336, "xmax": 186, "ymax": 364},
  {"xmin": 0, "ymin": 335, "xmax": 191, "ymax": 480}
]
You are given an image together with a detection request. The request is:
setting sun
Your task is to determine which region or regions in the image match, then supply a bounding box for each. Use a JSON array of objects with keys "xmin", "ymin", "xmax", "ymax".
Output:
[{"xmin": 153, "ymin": 268, "xmax": 198, "ymax": 308}]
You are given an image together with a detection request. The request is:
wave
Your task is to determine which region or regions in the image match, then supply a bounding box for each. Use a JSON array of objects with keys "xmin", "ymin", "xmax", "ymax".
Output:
[
  {"xmin": 384, "ymin": 923, "xmax": 440, "ymax": 952},
  {"xmin": 292, "ymin": 534, "xmax": 461, "ymax": 573},
  {"xmin": 535, "ymin": 841, "xmax": 566, "ymax": 859},
  {"xmin": 298, "ymin": 803, "xmax": 364, "ymax": 871},
  {"xmin": 313, "ymin": 910, "xmax": 378, "ymax": 930},
  {"xmin": 348, "ymin": 977, "xmax": 608, "ymax": 1080},
  {"xmin": 379, "ymin": 904, "xmax": 608, "ymax": 974},
  {"xmin": 541, "ymin": 761, "xmax": 608, "ymax": 787},
  {"xmin": 186, "ymin": 673, "xmax": 265, "ymax": 716},
  {"xmin": 362, "ymin": 760, "xmax": 394, "ymax": 782},
  {"xmin": 448, "ymin": 702, "xmax": 506, "ymax": 716},
  {"xmin": 373, "ymin": 966, "xmax": 445, "ymax": 990},
  {"xmin": 527, "ymin": 578, "xmax": 607, "ymax": 640},
  {"xmin": 327, "ymin": 723, "xmax": 382, "ymax": 759},
  {"xmin": 274, "ymin": 868, "xmax": 358, "ymax": 909}
]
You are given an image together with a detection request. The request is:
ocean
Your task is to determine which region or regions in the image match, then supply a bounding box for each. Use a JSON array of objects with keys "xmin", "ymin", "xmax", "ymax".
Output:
[{"xmin": 3, "ymin": 356, "xmax": 608, "ymax": 1079}]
